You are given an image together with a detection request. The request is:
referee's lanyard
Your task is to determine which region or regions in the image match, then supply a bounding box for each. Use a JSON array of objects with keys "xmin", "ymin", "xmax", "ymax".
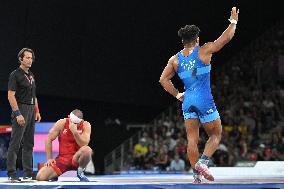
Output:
[
  {"xmin": 25, "ymin": 74, "xmax": 33, "ymax": 85},
  {"xmin": 25, "ymin": 74, "xmax": 34, "ymax": 104}
]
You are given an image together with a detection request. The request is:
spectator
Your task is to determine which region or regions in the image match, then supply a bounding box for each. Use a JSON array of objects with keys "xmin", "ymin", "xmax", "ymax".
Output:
[
  {"xmin": 170, "ymin": 154, "xmax": 185, "ymax": 171},
  {"xmin": 154, "ymin": 148, "xmax": 168, "ymax": 170},
  {"xmin": 133, "ymin": 138, "xmax": 148, "ymax": 169},
  {"xmin": 144, "ymin": 144, "xmax": 157, "ymax": 169},
  {"xmin": 164, "ymin": 132, "xmax": 177, "ymax": 153}
]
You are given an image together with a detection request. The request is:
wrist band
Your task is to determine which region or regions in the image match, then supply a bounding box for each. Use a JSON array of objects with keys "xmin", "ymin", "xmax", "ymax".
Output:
[
  {"xmin": 228, "ymin": 19, "xmax": 237, "ymax": 24},
  {"xmin": 176, "ymin": 92, "xmax": 184, "ymax": 99},
  {"xmin": 14, "ymin": 110, "xmax": 21, "ymax": 116},
  {"xmin": 34, "ymin": 106, "xmax": 39, "ymax": 113}
]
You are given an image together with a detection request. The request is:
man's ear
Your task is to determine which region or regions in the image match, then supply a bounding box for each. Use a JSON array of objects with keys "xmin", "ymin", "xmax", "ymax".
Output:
[{"xmin": 196, "ymin": 37, "xmax": 200, "ymax": 44}]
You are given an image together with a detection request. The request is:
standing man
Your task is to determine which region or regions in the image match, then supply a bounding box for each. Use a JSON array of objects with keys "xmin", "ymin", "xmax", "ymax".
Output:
[
  {"xmin": 159, "ymin": 7, "xmax": 239, "ymax": 183},
  {"xmin": 36, "ymin": 109, "xmax": 93, "ymax": 182},
  {"xmin": 7, "ymin": 48, "xmax": 41, "ymax": 181}
]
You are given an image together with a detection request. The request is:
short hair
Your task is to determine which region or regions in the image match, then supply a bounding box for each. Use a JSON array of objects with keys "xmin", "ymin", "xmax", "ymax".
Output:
[
  {"xmin": 71, "ymin": 109, "xmax": 83, "ymax": 119},
  {"xmin": 17, "ymin": 48, "xmax": 35, "ymax": 62},
  {"xmin": 178, "ymin": 25, "xmax": 200, "ymax": 45}
]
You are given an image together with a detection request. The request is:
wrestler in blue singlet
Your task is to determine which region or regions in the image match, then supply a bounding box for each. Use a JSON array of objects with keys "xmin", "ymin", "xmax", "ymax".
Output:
[{"xmin": 177, "ymin": 45, "xmax": 220, "ymax": 123}]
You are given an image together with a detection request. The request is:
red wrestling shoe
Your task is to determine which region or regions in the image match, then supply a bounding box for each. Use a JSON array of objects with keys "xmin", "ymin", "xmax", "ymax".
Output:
[{"xmin": 195, "ymin": 160, "xmax": 214, "ymax": 181}]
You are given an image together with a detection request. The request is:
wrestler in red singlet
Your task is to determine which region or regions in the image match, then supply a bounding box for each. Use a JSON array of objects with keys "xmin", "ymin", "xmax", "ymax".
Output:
[{"xmin": 53, "ymin": 118, "xmax": 85, "ymax": 175}]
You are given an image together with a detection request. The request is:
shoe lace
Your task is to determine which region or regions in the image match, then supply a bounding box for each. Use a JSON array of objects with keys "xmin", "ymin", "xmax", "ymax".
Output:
[
  {"xmin": 77, "ymin": 170, "xmax": 86, "ymax": 178},
  {"xmin": 199, "ymin": 159, "xmax": 209, "ymax": 166}
]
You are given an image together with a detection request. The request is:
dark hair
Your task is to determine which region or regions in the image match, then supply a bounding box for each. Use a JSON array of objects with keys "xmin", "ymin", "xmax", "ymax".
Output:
[
  {"xmin": 178, "ymin": 25, "xmax": 200, "ymax": 45},
  {"xmin": 17, "ymin": 48, "xmax": 35, "ymax": 63},
  {"xmin": 72, "ymin": 109, "xmax": 83, "ymax": 119}
]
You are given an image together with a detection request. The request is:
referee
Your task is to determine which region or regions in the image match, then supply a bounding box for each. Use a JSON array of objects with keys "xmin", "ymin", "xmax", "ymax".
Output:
[{"xmin": 7, "ymin": 48, "xmax": 41, "ymax": 181}]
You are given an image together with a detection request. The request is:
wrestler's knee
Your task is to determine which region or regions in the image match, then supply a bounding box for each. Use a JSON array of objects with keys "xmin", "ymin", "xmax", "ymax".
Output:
[
  {"xmin": 81, "ymin": 146, "xmax": 93, "ymax": 157},
  {"xmin": 36, "ymin": 171, "xmax": 47, "ymax": 181}
]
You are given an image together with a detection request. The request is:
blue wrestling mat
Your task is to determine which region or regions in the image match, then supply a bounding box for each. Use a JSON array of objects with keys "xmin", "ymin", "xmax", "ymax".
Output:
[{"xmin": 0, "ymin": 172, "xmax": 283, "ymax": 189}]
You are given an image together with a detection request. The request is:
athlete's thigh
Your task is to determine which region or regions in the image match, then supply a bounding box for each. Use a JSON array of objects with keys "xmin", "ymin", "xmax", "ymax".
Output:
[
  {"xmin": 202, "ymin": 118, "xmax": 222, "ymax": 136},
  {"xmin": 184, "ymin": 118, "xmax": 200, "ymax": 141},
  {"xmin": 37, "ymin": 166, "xmax": 58, "ymax": 180}
]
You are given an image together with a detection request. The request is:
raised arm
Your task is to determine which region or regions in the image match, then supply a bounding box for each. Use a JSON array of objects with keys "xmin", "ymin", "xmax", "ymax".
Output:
[
  {"xmin": 159, "ymin": 56, "xmax": 184, "ymax": 101},
  {"xmin": 200, "ymin": 7, "xmax": 239, "ymax": 55}
]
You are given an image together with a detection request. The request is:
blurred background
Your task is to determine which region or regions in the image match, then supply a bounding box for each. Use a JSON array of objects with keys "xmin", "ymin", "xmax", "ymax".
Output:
[{"xmin": 0, "ymin": 0, "xmax": 283, "ymax": 174}]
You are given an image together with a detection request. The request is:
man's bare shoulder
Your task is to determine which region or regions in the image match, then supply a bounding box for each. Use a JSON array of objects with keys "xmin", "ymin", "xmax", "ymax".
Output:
[
  {"xmin": 169, "ymin": 54, "xmax": 178, "ymax": 63},
  {"xmin": 168, "ymin": 54, "xmax": 179, "ymax": 68},
  {"xmin": 198, "ymin": 42, "xmax": 215, "ymax": 64},
  {"xmin": 199, "ymin": 42, "xmax": 214, "ymax": 52},
  {"xmin": 53, "ymin": 119, "xmax": 66, "ymax": 129},
  {"xmin": 57, "ymin": 118, "xmax": 66, "ymax": 125}
]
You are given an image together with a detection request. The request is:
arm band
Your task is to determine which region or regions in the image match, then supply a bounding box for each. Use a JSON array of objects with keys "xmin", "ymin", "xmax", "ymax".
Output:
[
  {"xmin": 228, "ymin": 19, "xmax": 237, "ymax": 24},
  {"xmin": 176, "ymin": 92, "xmax": 184, "ymax": 99},
  {"xmin": 34, "ymin": 106, "xmax": 39, "ymax": 113},
  {"xmin": 14, "ymin": 110, "xmax": 22, "ymax": 116}
]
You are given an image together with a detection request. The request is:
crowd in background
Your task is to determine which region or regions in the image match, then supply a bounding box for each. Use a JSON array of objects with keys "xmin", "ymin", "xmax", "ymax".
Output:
[{"xmin": 126, "ymin": 20, "xmax": 284, "ymax": 172}]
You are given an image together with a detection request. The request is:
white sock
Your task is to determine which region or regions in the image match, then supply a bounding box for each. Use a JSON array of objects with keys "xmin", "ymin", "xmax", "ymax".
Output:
[{"xmin": 78, "ymin": 167, "xmax": 84, "ymax": 174}]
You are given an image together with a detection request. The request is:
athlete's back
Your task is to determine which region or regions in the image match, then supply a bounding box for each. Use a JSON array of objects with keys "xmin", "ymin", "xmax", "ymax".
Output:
[
  {"xmin": 176, "ymin": 46, "xmax": 218, "ymax": 123},
  {"xmin": 176, "ymin": 45, "xmax": 211, "ymax": 92}
]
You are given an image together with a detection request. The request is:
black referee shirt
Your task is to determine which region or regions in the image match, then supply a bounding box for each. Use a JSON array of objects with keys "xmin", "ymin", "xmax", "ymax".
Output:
[{"xmin": 8, "ymin": 67, "xmax": 36, "ymax": 105}]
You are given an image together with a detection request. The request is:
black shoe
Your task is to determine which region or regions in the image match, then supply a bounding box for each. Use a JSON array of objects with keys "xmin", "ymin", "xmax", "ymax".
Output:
[
  {"xmin": 22, "ymin": 174, "xmax": 36, "ymax": 181},
  {"xmin": 49, "ymin": 177, "xmax": 58, "ymax": 182},
  {"xmin": 22, "ymin": 177, "xmax": 33, "ymax": 181},
  {"xmin": 8, "ymin": 175, "xmax": 21, "ymax": 182}
]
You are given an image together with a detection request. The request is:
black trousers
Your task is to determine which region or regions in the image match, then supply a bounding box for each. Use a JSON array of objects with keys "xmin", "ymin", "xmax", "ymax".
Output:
[{"xmin": 7, "ymin": 104, "xmax": 35, "ymax": 177}]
